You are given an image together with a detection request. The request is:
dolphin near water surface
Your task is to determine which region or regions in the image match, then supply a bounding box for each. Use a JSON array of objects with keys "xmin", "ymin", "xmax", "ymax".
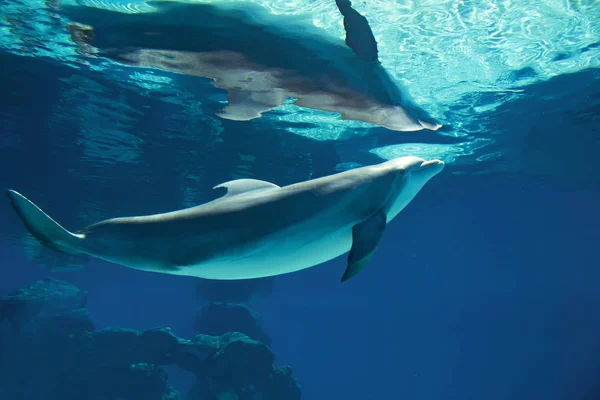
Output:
[
  {"xmin": 6, "ymin": 156, "xmax": 444, "ymax": 282},
  {"xmin": 64, "ymin": 0, "xmax": 441, "ymax": 131}
]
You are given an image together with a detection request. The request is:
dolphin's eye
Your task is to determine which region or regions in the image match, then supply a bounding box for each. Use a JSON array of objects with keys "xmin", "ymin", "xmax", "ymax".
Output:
[{"xmin": 394, "ymin": 170, "xmax": 406, "ymax": 182}]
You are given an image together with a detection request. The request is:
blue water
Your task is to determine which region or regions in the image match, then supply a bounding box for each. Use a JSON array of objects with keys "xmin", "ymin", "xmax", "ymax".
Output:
[{"xmin": 1, "ymin": 0, "xmax": 599, "ymax": 399}]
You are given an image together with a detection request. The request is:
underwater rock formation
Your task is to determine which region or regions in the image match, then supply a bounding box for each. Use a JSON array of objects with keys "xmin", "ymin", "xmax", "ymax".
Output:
[
  {"xmin": 0, "ymin": 278, "xmax": 301, "ymax": 400},
  {"xmin": 0, "ymin": 276, "xmax": 91, "ymax": 331},
  {"xmin": 195, "ymin": 277, "xmax": 274, "ymax": 348},
  {"xmin": 194, "ymin": 302, "xmax": 272, "ymax": 347}
]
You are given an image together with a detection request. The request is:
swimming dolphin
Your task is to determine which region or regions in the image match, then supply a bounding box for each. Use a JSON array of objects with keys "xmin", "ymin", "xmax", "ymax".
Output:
[
  {"xmin": 63, "ymin": 0, "xmax": 441, "ymax": 131},
  {"xmin": 6, "ymin": 156, "xmax": 444, "ymax": 282}
]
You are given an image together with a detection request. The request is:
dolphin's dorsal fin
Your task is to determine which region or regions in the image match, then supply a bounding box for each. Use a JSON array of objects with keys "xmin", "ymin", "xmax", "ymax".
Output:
[
  {"xmin": 213, "ymin": 179, "xmax": 280, "ymax": 197},
  {"xmin": 341, "ymin": 209, "xmax": 387, "ymax": 282},
  {"xmin": 335, "ymin": 0, "xmax": 379, "ymax": 62}
]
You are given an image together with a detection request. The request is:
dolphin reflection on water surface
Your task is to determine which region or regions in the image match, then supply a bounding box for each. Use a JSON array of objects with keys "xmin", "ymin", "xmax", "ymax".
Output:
[{"xmin": 64, "ymin": 0, "xmax": 442, "ymax": 131}]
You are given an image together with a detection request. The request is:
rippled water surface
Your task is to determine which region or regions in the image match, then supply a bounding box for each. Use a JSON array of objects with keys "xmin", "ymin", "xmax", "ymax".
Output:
[{"xmin": 2, "ymin": 0, "xmax": 598, "ymax": 172}]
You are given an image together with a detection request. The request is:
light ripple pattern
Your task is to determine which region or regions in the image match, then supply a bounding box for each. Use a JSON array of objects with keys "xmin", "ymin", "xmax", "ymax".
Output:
[{"xmin": 0, "ymin": 0, "xmax": 598, "ymax": 166}]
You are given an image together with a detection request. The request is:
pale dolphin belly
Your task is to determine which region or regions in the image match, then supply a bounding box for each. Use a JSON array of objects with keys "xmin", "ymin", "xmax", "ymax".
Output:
[
  {"xmin": 166, "ymin": 206, "xmax": 355, "ymax": 279},
  {"xmin": 86, "ymin": 225, "xmax": 353, "ymax": 279},
  {"xmin": 170, "ymin": 192, "xmax": 368, "ymax": 279},
  {"xmin": 176, "ymin": 222, "xmax": 354, "ymax": 279}
]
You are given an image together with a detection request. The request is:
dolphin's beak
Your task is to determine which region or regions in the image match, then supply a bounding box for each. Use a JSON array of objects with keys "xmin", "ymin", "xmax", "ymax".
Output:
[
  {"xmin": 420, "ymin": 159, "xmax": 445, "ymax": 176},
  {"xmin": 418, "ymin": 119, "xmax": 443, "ymax": 131}
]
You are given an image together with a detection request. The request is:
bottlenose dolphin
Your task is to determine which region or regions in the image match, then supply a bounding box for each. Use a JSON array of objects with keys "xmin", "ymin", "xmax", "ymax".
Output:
[
  {"xmin": 6, "ymin": 156, "xmax": 444, "ymax": 281},
  {"xmin": 64, "ymin": 0, "xmax": 441, "ymax": 131}
]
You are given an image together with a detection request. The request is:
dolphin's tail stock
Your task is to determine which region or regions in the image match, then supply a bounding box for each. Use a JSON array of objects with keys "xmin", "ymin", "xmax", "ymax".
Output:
[{"xmin": 6, "ymin": 190, "xmax": 87, "ymax": 266}]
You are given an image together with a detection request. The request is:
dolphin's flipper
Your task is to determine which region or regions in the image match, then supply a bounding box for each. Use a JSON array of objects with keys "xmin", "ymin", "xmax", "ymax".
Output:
[
  {"xmin": 341, "ymin": 209, "xmax": 387, "ymax": 282},
  {"xmin": 335, "ymin": 0, "xmax": 379, "ymax": 62},
  {"xmin": 217, "ymin": 88, "xmax": 285, "ymax": 121},
  {"xmin": 213, "ymin": 179, "xmax": 280, "ymax": 197}
]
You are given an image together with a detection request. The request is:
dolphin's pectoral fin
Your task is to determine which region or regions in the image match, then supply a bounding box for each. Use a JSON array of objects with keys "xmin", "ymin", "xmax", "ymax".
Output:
[
  {"xmin": 217, "ymin": 88, "xmax": 285, "ymax": 121},
  {"xmin": 341, "ymin": 209, "xmax": 387, "ymax": 282},
  {"xmin": 213, "ymin": 178, "xmax": 280, "ymax": 197},
  {"xmin": 335, "ymin": 0, "xmax": 379, "ymax": 62}
]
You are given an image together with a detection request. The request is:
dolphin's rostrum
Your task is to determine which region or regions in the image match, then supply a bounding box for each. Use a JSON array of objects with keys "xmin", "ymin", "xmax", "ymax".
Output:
[{"xmin": 7, "ymin": 157, "xmax": 444, "ymax": 282}]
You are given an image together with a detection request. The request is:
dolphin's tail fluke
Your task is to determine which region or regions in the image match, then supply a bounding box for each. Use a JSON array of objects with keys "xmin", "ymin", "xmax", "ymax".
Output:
[{"xmin": 6, "ymin": 190, "xmax": 85, "ymax": 256}]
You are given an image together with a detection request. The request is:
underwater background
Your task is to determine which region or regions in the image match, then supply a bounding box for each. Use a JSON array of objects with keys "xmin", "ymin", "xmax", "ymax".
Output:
[{"xmin": 1, "ymin": 0, "xmax": 599, "ymax": 399}]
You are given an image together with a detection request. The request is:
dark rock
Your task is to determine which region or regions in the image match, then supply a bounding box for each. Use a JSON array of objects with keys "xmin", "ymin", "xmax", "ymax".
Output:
[
  {"xmin": 0, "ymin": 278, "xmax": 301, "ymax": 400},
  {"xmin": 206, "ymin": 332, "xmax": 274, "ymax": 386},
  {"xmin": 174, "ymin": 334, "xmax": 215, "ymax": 375},
  {"xmin": 139, "ymin": 327, "xmax": 184, "ymax": 365},
  {"xmin": 43, "ymin": 307, "xmax": 95, "ymax": 335},
  {"xmin": 0, "ymin": 279, "xmax": 179, "ymax": 400},
  {"xmin": 89, "ymin": 363, "xmax": 179, "ymax": 400},
  {"xmin": 263, "ymin": 366, "xmax": 302, "ymax": 400},
  {"xmin": 1, "ymin": 277, "xmax": 88, "ymax": 331},
  {"xmin": 93, "ymin": 327, "xmax": 143, "ymax": 366},
  {"xmin": 195, "ymin": 302, "xmax": 272, "ymax": 346},
  {"xmin": 187, "ymin": 377, "xmax": 216, "ymax": 400}
]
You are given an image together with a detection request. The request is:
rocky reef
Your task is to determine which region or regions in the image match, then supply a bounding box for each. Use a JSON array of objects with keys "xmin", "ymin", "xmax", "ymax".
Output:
[
  {"xmin": 0, "ymin": 278, "xmax": 301, "ymax": 400},
  {"xmin": 194, "ymin": 302, "xmax": 272, "ymax": 347}
]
